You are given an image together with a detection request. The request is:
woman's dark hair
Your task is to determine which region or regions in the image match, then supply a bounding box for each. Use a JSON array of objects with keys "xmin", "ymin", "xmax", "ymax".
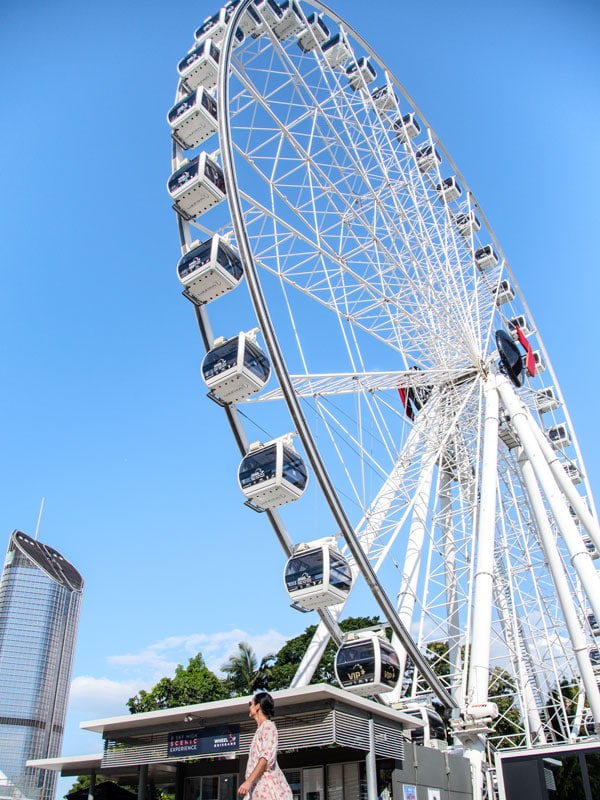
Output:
[{"xmin": 253, "ymin": 691, "xmax": 275, "ymax": 718}]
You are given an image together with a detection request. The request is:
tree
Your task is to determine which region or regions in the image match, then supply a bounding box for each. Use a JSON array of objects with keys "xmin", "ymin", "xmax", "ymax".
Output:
[
  {"xmin": 221, "ymin": 641, "xmax": 275, "ymax": 696},
  {"xmin": 126, "ymin": 653, "xmax": 227, "ymax": 714}
]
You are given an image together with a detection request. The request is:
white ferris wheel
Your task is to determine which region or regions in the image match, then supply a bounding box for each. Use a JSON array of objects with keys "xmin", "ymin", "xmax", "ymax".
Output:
[{"xmin": 167, "ymin": 0, "xmax": 600, "ymax": 794}]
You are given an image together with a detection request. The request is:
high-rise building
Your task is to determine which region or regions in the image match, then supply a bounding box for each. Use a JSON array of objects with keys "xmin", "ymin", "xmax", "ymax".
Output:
[{"xmin": 0, "ymin": 530, "xmax": 83, "ymax": 800}]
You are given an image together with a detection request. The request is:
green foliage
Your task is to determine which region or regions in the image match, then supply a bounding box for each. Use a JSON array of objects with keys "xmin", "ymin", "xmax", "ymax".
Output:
[
  {"xmin": 221, "ymin": 641, "xmax": 275, "ymax": 696},
  {"xmin": 126, "ymin": 653, "xmax": 227, "ymax": 713}
]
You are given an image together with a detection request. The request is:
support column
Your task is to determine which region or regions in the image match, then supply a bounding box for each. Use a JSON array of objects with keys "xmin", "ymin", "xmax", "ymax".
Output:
[
  {"xmin": 496, "ymin": 375, "xmax": 600, "ymax": 627},
  {"xmin": 87, "ymin": 770, "xmax": 96, "ymax": 800},
  {"xmin": 138, "ymin": 764, "xmax": 148, "ymax": 800},
  {"xmin": 366, "ymin": 716, "xmax": 378, "ymax": 800},
  {"xmin": 519, "ymin": 452, "xmax": 600, "ymax": 730}
]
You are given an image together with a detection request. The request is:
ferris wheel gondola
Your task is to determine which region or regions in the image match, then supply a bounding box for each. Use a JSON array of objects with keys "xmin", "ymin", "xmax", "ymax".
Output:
[
  {"xmin": 283, "ymin": 540, "xmax": 352, "ymax": 611},
  {"xmin": 334, "ymin": 630, "xmax": 401, "ymax": 696},
  {"xmin": 168, "ymin": 87, "xmax": 218, "ymax": 150},
  {"xmin": 168, "ymin": 152, "xmax": 226, "ymax": 220},
  {"xmin": 176, "ymin": 234, "xmax": 242, "ymax": 304},
  {"xmin": 201, "ymin": 330, "xmax": 270, "ymax": 403},
  {"xmin": 238, "ymin": 435, "xmax": 308, "ymax": 510},
  {"xmin": 177, "ymin": 39, "xmax": 221, "ymax": 92}
]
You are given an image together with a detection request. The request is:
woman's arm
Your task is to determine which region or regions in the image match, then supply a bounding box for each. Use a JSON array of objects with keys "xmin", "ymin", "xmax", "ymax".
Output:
[{"xmin": 237, "ymin": 757, "xmax": 267, "ymax": 796}]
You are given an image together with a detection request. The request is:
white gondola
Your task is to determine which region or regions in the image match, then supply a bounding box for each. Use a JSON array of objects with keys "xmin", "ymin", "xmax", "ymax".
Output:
[
  {"xmin": 534, "ymin": 386, "xmax": 559, "ymax": 414},
  {"xmin": 193, "ymin": 5, "xmax": 245, "ymax": 47},
  {"xmin": 272, "ymin": 0, "xmax": 305, "ymax": 41},
  {"xmin": 588, "ymin": 613, "xmax": 600, "ymax": 636},
  {"xmin": 177, "ymin": 39, "xmax": 221, "ymax": 92},
  {"xmin": 402, "ymin": 705, "xmax": 447, "ymax": 750},
  {"xmin": 584, "ymin": 536, "xmax": 599, "ymax": 559},
  {"xmin": 435, "ymin": 176, "xmax": 462, "ymax": 203},
  {"xmin": 254, "ymin": 0, "xmax": 283, "ymax": 32},
  {"xmin": 547, "ymin": 423, "xmax": 571, "ymax": 450},
  {"xmin": 168, "ymin": 88, "xmax": 218, "ymax": 150},
  {"xmin": 494, "ymin": 279, "xmax": 515, "ymax": 305},
  {"xmin": 297, "ymin": 12, "xmax": 329, "ymax": 53},
  {"xmin": 508, "ymin": 314, "xmax": 533, "ymax": 339},
  {"xmin": 415, "ymin": 143, "xmax": 442, "ymax": 173},
  {"xmin": 370, "ymin": 84, "xmax": 397, "ymax": 112},
  {"xmin": 589, "ymin": 648, "xmax": 600, "ymax": 672},
  {"xmin": 322, "ymin": 31, "xmax": 352, "ymax": 69},
  {"xmin": 168, "ymin": 152, "xmax": 226, "ymax": 220},
  {"xmin": 474, "ymin": 244, "xmax": 500, "ymax": 271},
  {"xmin": 201, "ymin": 331, "xmax": 270, "ymax": 403},
  {"xmin": 345, "ymin": 57, "xmax": 376, "ymax": 90},
  {"xmin": 392, "ymin": 112, "xmax": 420, "ymax": 143},
  {"xmin": 177, "ymin": 234, "xmax": 242, "ymax": 304},
  {"xmin": 238, "ymin": 435, "xmax": 308, "ymax": 509},
  {"xmin": 334, "ymin": 630, "xmax": 401, "ymax": 696},
  {"xmin": 561, "ymin": 459, "xmax": 582, "ymax": 485},
  {"xmin": 284, "ymin": 540, "xmax": 352, "ymax": 610},
  {"xmin": 454, "ymin": 210, "xmax": 481, "ymax": 238},
  {"xmin": 523, "ymin": 350, "xmax": 544, "ymax": 375}
]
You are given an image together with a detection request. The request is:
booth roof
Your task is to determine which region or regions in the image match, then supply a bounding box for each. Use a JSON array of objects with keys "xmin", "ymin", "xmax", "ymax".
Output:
[{"xmin": 80, "ymin": 684, "xmax": 422, "ymax": 735}]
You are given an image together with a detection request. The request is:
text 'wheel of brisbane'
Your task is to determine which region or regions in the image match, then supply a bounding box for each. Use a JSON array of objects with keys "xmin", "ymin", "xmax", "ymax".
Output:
[{"xmin": 168, "ymin": 0, "xmax": 600, "ymax": 794}]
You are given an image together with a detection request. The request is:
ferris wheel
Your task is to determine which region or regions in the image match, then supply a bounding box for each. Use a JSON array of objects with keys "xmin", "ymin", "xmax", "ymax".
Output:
[{"xmin": 168, "ymin": 0, "xmax": 600, "ymax": 793}]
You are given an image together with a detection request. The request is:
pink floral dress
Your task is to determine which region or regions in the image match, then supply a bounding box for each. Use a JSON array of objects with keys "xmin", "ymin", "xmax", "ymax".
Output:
[{"xmin": 245, "ymin": 720, "xmax": 292, "ymax": 800}]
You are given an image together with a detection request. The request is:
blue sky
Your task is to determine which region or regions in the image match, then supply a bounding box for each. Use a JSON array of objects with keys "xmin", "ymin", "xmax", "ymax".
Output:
[{"xmin": 0, "ymin": 0, "xmax": 599, "ymax": 792}]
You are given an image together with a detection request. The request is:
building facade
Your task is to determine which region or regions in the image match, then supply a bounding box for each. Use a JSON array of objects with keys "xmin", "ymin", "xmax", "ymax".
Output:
[{"xmin": 0, "ymin": 530, "xmax": 83, "ymax": 800}]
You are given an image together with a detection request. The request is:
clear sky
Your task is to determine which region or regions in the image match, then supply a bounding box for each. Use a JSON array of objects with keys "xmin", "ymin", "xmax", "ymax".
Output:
[{"xmin": 0, "ymin": 0, "xmax": 599, "ymax": 794}]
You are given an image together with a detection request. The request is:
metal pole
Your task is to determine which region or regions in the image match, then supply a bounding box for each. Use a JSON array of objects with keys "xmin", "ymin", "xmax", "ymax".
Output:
[
  {"xmin": 366, "ymin": 717, "xmax": 378, "ymax": 800},
  {"xmin": 496, "ymin": 375, "xmax": 600, "ymax": 627},
  {"xmin": 519, "ymin": 454, "xmax": 600, "ymax": 729}
]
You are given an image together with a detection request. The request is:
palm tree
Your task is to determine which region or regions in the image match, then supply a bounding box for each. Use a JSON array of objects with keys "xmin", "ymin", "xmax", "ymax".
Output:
[{"xmin": 221, "ymin": 642, "xmax": 275, "ymax": 696}]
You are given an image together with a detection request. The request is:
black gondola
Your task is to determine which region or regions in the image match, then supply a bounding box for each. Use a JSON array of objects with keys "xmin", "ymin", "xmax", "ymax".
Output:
[
  {"xmin": 177, "ymin": 39, "xmax": 221, "ymax": 92},
  {"xmin": 238, "ymin": 436, "xmax": 308, "ymax": 509},
  {"xmin": 322, "ymin": 32, "xmax": 351, "ymax": 69},
  {"xmin": 346, "ymin": 57, "xmax": 376, "ymax": 91},
  {"xmin": 392, "ymin": 112, "xmax": 420, "ymax": 144},
  {"xmin": 168, "ymin": 152, "xmax": 226, "ymax": 220},
  {"xmin": 435, "ymin": 176, "xmax": 462, "ymax": 203},
  {"xmin": 202, "ymin": 331, "xmax": 270, "ymax": 403},
  {"xmin": 474, "ymin": 244, "xmax": 499, "ymax": 271},
  {"xmin": 495, "ymin": 329, "xmax": 523, "ymax": 387},
  {"xmin": 402, "ymin": 705, "xmax": 447, "ymax": 749},
  {"xmin": 177, "ymin": 234, "xmax": 242, "ymax": 303},
  {"xmin": 297, "ymin": 12, "xmax": 329, "ymax": 53},
  {"xmin": 168, "ymin": 88, "xmax": 218, "ymax": 150},
  {"xmin": 589, "ymin": 612, "xmax": 600, "ymax": 636},
  {"xmin": 334, "ymin": 631, "xmax": 401, "ymax": 696},
  {"xmin": 284, "ymin": 540, "xmax": 352, "ymax": 610},
  {"xmin": 415, "ymin": 143, "xmax": 442, "ymax": 173}
]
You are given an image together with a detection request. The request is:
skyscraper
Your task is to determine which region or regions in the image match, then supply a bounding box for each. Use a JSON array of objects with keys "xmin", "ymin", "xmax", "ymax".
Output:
[{"xmin": 0, "ymin": 530, "xmax": 83, "ymax": 800}]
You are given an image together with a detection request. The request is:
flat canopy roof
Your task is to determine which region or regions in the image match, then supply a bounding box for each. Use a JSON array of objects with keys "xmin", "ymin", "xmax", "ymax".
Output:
[{"xmin": 80, "ymin": 684, "xmax": 422, "ymax": 736}]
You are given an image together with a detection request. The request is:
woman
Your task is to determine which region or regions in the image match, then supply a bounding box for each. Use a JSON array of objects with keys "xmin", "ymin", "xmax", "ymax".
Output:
[{"xmin": 238, "ymin": 692, "xmax": 293, "ymax": 800}]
